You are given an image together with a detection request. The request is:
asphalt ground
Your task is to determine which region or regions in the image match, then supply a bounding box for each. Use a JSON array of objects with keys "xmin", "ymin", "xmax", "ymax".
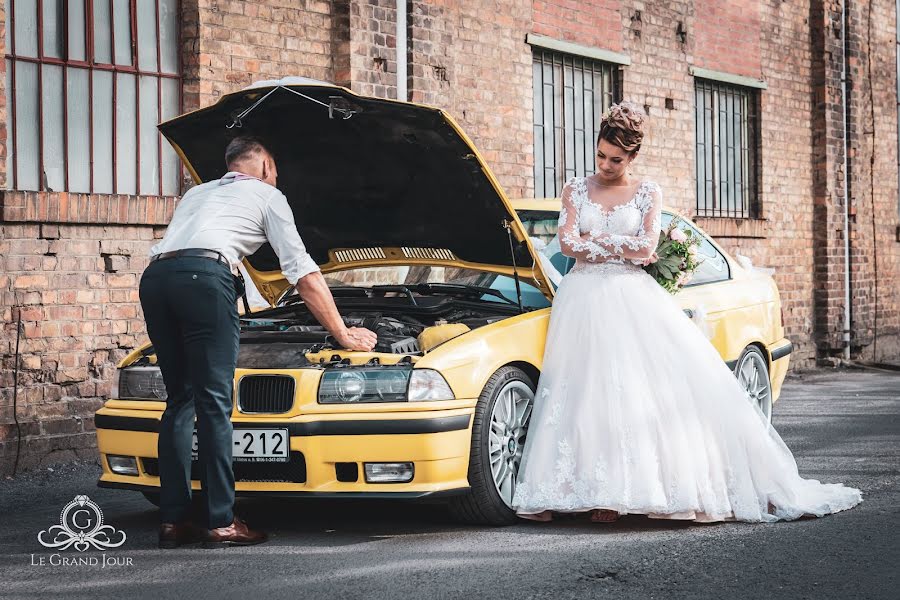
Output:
[{"xmin": 0, "ymin": 367, "xmax": 897, "ymax": 600}]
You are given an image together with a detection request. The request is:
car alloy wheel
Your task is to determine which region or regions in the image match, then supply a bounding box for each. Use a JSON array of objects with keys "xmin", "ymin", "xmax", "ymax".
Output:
[
  {"xmin": 449, "ymin": 366, "xmax": 535, "ymax": 525},
  {"xmin": 487, "ymin": 380, "xmax": 534, "ymax": 507},
  {"xmin": 735, "ymin": 346, "xmax": 772, "ymax": 423}
]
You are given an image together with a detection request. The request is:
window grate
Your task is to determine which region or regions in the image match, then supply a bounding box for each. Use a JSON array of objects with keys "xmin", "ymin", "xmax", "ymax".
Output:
[
  {"xmin": 532, "ymin": 49, "xmax": 619, "ymax": 198},
  {"xmin": 6, "ymin": 0, "xmax": 182, "ymax": 195},
  {"xmin": 694, "ymin": 78, "xmax": 759, "ymax": 219}
]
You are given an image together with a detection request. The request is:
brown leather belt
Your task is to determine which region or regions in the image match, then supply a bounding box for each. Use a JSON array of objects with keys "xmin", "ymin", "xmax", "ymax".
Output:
[{"xmin": 150, "ymin": 248, "xmax": 229, "ymax": 267}]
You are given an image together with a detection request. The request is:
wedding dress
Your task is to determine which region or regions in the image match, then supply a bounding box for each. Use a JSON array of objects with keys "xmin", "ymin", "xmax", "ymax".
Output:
[{"xmin": 510, "ymin": 176, "xmax": 863, "ymax": 522}]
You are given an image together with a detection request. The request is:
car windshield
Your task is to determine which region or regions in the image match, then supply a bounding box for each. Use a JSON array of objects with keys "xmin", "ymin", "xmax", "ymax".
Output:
[
  {"xmin": 290, "ymin": 265, "xmax": 551, "ymax": 309},
  {"xmin": 517, "ymin": 210, "xmax": 575, "ymax": 287}
]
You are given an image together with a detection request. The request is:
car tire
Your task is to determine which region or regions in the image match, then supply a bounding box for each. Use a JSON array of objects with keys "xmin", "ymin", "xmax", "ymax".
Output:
[
  {"xmin": 734, "ymin": 345, "xmax": 773, "ymax": 423},
  {"xmin": 449, "ymin": 366, "xmax": 536, "ymax": 526}
]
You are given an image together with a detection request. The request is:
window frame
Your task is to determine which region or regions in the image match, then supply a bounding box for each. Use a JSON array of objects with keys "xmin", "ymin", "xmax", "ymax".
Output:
[
  {"xmin": 694, "ymin": 77, "xmax": 761, "ymax": 219},
  {"xmin": 532, "ymin": 47, "xmax": 621, "ymax": 198},
  {"xmin": 6, "ymin": 0, "xmax": 182, "ymax": 195}
]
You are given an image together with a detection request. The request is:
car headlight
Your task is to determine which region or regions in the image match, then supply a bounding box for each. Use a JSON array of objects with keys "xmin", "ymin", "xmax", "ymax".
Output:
[
  {"xmin": 317, "ymin": 368, "xmax": 454, "ymax": 403},
  {"xmin": 318, "ymin": 368, "xmax": 409, "ymax": 404},
  {"xmin": 116, "ymin": 366, "xmax": 168, "ymax": 400}
]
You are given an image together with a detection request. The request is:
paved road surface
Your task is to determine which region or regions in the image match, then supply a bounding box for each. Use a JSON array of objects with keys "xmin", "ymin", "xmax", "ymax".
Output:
[{"xmin": 1, "ymin": 368, "xmax": 897, "ymax": 599}]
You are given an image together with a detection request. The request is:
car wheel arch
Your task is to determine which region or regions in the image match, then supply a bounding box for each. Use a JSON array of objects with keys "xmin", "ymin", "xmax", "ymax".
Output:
[{"xmin": 504, "ymin": 361, "xmax": 540, "ymax": 388}]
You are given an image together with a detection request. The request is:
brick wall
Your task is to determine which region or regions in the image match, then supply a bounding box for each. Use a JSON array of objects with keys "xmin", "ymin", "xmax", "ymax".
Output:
[
  {"xmin": 0, "ymin": 0, "xmax": 346, "ymax": 475},
  {"xmin": 409, "ymin": 0, "xmax": 534, "ymax": 198},
  {"xmin": 188, "ymin": 0, "xmax": 336, "ymax": 109},
  {"xmin": 533, "ymin": 0, "xmax": 623, "ymax": 53},
  {"xmin": 2, "ymin": 0, "xmax": 900, "ymax": 475},
  {"xmin": 845, "ymin": 0, "xmax": 900, "ymax": 361},
  {"xmin": 693, "ymin": 0, "xmax": 761, "ymax": 78},
  {"xmin": 0, "ymin": 220, "xmax": 165, "ymax": 473}
]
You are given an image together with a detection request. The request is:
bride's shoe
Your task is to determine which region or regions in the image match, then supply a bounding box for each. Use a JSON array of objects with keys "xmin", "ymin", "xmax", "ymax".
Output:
[{"xmin": 589, "ymin": 509, "xmax": 620, "ymax": 523}]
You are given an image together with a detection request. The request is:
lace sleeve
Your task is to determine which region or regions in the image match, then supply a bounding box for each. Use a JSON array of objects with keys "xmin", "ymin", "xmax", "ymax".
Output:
[{"xmin": 558, "ymin": 181, "xmax": 663, "ymax": 262}]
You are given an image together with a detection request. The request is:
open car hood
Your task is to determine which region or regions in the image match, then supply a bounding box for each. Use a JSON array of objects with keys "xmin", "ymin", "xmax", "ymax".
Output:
[{"xmin": 158, "ymin": 78, "xmax": 552, "ymax": 305}]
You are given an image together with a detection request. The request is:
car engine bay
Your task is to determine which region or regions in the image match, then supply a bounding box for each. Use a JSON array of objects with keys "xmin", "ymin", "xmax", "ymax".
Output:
[{"xmin": 235, "ymin": 293, "xmax": 523, "ymax": 368}]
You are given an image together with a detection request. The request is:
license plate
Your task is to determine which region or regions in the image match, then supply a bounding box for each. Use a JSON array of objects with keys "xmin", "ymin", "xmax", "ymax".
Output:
[{"xmin": 191, "ymin": 429, "xmax": 289, "ymax": 463}]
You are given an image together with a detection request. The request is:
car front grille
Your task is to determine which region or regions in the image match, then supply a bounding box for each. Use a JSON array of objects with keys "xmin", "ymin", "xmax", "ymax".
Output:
[
  {"xmin": 238, "ymin": 375, "xmax": 295, "ymax": 414},
  {"xmin": 141, "ymin": 452, "xmax": 307, "ymax": 483}
]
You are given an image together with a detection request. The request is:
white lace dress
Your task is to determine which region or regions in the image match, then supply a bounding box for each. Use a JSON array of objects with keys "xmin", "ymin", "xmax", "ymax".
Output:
[{"xmin": 510, "ymin": 177, "xmax": 863, "ymax": 523}]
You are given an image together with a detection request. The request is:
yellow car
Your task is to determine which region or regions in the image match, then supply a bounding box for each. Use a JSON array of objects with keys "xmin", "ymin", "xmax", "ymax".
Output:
[{"xmin": 95, "ymin": 81, "xmax": 792, "ymax": 525}]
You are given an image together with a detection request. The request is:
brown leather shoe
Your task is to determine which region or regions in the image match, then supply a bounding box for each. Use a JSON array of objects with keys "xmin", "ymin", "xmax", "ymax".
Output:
[
  {"xmin": 158, "ymin": 521, "xmax": 206, "ymax": 549},
  {"xmin": 202, "ymin": 516, "xmax": 268, "ymax": 548}
]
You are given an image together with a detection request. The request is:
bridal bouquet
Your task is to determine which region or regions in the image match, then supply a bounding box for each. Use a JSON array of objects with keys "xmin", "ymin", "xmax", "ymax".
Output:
[{"xmin": 641, "ymin": 218, "xmax": 703, "ymax": 294}]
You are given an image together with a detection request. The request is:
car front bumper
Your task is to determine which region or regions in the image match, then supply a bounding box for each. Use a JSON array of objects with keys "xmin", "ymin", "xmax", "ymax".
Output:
[
  {"xmin": 95, "ymin": 406, "xmax": 475, "ymax": 496},
  {"xmin": 768, "ymin": 338, "xmax": 793, "ymax": 401}
]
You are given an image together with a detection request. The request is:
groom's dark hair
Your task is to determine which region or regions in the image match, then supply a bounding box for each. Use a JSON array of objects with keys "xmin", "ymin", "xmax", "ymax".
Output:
[{"xmin": 225, "ymin": 136, "xmax": 274, "ymax": 169}]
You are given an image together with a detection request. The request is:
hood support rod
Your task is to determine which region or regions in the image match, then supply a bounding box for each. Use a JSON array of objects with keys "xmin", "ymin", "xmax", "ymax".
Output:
[
  {"xmin": 227, "ymin": 86, "xmax": 357, "ymax": 129},
  {"xmin": 503, "ymin": 219, "xmax": 525, "ymax": 314}
]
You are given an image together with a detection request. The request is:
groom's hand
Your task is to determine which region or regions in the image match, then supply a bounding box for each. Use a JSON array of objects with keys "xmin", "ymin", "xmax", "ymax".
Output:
[
  {"xmin": 295, "ymin": 272, "xmax": 378, "ymax": 351},
  {"xmin": 335, "ymin": 326, "xmax": 378, "ymax": 351}
]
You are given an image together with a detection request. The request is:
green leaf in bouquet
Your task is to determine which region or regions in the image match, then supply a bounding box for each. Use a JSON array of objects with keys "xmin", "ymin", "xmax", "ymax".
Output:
[{"xmin": 660, "ymin": 256, "xmax": 681, "ymax": 270}]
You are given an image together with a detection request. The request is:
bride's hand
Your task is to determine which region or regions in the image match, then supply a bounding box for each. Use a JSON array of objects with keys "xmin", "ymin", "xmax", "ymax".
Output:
[{"xmin": 640, "ymin": 252, "xmax": 659, "ymax": 266}]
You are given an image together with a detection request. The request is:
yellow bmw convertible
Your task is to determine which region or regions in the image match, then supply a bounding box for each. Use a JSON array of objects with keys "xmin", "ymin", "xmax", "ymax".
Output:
[{"xmin": 95, "ymin": 80, "xmax": 792, "ymax": 525}]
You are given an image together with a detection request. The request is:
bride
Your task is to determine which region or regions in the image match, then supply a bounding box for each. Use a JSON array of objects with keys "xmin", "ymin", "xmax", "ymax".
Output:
[{"xmin": 510, "ymin": 102, "xmax": 862, "ymax": 523}]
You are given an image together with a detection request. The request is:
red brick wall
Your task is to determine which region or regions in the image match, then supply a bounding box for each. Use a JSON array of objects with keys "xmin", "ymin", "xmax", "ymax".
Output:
[
  {"xmin": 346, "ymin": 0, "xmax": 400, "ymax": 99},
  {"xmin": 843, "ymin": 0, "xmax": 900, "ymax": 361},
  {"xmin": 188, "ymin": 0, "xmax": 337, "ymax": 109},
  {"xmin": 1, "ymin": 221, "xmax": 164, "ymax": 472},
  {"xmin": 0, "ymin": 0, "xmax": 343, "ymax": 474},
  {"xmin": 533, "ymin": 0, "xmax": 623, "ymax": 53},
  {"xmin": 2, "ymin": 0, "xmax": 900, "ymax": 475},
  {"xmin": 693, "ymin": 0, "xmax": 761, "ymax": 78},
  {"xmin": 409, "ymin": 0, "xmax": 534, "ymax": 198}
]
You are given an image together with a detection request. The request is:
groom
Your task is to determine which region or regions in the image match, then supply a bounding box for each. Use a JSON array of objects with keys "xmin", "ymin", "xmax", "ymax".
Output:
[{"xmin": 140, "ymin": 136, "xmax": 377, "ymax": 548}]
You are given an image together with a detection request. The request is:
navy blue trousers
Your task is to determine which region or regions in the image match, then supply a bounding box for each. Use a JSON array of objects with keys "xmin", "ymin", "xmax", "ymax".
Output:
[{"xmin": 139, "ymin": 256, "xmax": 240, "ymax": 529}]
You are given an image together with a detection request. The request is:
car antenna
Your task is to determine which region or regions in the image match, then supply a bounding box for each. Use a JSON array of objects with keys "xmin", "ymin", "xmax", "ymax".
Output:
[{"xmin": 502, "ymin": 219, "xmax": 525, "ymax": 314}]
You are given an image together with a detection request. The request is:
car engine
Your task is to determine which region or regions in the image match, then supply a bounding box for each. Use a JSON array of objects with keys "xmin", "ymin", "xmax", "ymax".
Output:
[{"xmin": 236, "ymin": 305, "xmax": 510, "ymax": 368}]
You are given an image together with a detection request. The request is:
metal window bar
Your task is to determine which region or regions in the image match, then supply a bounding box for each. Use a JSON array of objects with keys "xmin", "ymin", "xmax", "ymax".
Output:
[
  {"xmin": 6, "ymin": 0, "xmax": 181, "ymax": 195},
  {"xmin": 533, "ymin": 49, "xmax": 619, "ymax": 198},
  {"xmin": 694, "ymin": 79, "xmax": 758, "ymax": 218}
]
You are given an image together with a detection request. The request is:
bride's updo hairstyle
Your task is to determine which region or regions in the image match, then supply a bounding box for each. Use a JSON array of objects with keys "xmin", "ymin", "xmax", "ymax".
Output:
[{"xmin": 598, "ymin": 101, "xmax": 645, "ymax": 154}]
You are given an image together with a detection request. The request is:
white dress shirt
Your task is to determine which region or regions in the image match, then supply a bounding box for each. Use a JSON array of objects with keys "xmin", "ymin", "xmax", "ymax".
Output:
[{"xmin": 150, "ymin": 172, "xmax": 320, "ymax": 285}]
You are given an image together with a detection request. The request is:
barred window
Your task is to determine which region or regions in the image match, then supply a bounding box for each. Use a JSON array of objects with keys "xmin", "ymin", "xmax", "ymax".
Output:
[
  {"xmin": 694, "ymin": 79, "xmax": 759, "ymax": 218},
  {"xmin": 5, "ymin": 0, "xmax": 182, "ymax": 196},
  {"xmin": 532, "ymin": 49, "xmax": 618, "ymax": 198}
]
